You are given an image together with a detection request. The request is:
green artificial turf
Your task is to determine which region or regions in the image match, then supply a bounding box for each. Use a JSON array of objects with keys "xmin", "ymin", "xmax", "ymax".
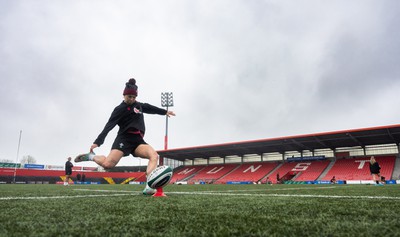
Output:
[{"xmin": 0, "ymin": 184, "xmax": 399, "ymax": 237}]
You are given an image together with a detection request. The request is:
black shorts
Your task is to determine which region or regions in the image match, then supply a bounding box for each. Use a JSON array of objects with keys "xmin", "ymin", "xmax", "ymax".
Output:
[
  {"xmin": 112, "ymin": 132, "xmax": 147, "ymax": 157},
  {"xmin": 65, "ymin": 171, "xmax": 72, "ymax": 175}
]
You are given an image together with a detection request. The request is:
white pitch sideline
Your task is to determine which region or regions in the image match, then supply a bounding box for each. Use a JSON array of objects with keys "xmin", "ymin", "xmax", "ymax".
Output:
[
  {"xmin": 0, "ymin": 192, "xmax": 137, "ymax": 201},
  {"xmin": 74, "ymin": 188, "xmax": 400, "ymax": 200},
  {"xmin": 1, "ymin": 188, "xmax": 399, "ymax": 201},
  {"xmin": 166, "ymin": 191, "xmax": 400, "ymax": 200}
]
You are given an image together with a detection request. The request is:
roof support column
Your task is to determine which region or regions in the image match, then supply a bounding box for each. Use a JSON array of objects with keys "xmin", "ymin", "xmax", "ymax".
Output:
[{"xmin": 397, "ymin": 143, "xmax": 400, "ymax": 155}]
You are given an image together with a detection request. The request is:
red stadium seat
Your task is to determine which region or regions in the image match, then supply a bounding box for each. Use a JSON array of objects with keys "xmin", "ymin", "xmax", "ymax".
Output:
[
  {"xmin": 216, "ymin": 162, "xmax": 278, "ymax": 183},
  {"xmin": 321, "ymin": 156, "xmax": 396, "ymax": 181}
]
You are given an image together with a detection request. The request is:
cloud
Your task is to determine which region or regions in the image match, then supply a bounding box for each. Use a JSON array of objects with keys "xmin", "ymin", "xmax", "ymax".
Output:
[{"xmin": 0, "ymin": 0, "xmax": 399, "ymax": 167}]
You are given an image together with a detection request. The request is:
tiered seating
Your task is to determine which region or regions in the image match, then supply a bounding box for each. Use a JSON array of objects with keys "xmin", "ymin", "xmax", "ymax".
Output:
[
  {"xmin": 294, "ymin": 160, "xmax": 330, "ymax": 181},
  {"xmin": 266, "ymin": 162, "xmax": 298, "ymax": 183},
  {"xmin": 321, "ymin": 156, "xmax": 396, "ymax": 181},
  {"xmin": 0, "ymin": 167, "xmax": 145, "ymax": 184},
  {"xmin": 215, "ymin": 162, "xmax": 278, "ymax": 184},
  {"xmin": 378, "ymin": 156, "xmax": 396, "ymax": 179},
  {"xmin": 170, "ymin": 165, "xmax": 206, "ymax": 183},
  {"xmin": 187, "ymin": 164, "xmax": 239, "ymax": 184}
]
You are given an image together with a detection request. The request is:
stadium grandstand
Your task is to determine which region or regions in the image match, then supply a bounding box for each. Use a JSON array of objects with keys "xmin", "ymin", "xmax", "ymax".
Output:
[
  {"xmin": 160, "ymin": 124, "xmax": 400, "ymax": 185},
  {"xmin": 1, "ymin": 124, "xmax": 400, "ymax": 185}
]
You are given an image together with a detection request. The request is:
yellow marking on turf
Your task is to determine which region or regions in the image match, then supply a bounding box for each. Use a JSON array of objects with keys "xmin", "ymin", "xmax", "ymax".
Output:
[
  {"xmin": 60, "ymin": 176, "xmax": 73, "ymax": 183},
  {"xmin": 103, "ymin": 177, "xmax": 115, "ymax": 184},
  {"xmin": 120, "ymin": 177, "xmax": 135, "ymax": 184}
]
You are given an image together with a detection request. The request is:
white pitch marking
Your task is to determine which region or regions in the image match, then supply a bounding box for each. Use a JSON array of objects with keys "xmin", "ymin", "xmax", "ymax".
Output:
[
  {"xmin": 73, "ymin": 186, "xmax": 336, "ymax": 194},
  {"xmin": 0, "ymin": 193, "xmax": 137, "ymax": 201},
  {"xmin": 208, "ymin": 186, "xmax": 337, "ymax": 192},
  {"xmin": 74, "ymin": 188, "xmax": 400, "ymax": 200},
  {"xmin": 73, "ymin": 189, "xmax": 136, "ymax": 193},
  {"xmin": 2, "ymin": 187, "xmax": 399, "ymax": 201},
  {"xmin": 166, "ymin": 191, "xmax": 400, "ymax": 200}
]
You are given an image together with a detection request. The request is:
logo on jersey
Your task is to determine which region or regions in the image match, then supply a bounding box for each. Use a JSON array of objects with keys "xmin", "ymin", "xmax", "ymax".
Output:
[
  {"xmin": 134, "ymin": 107, "xmax": 142, "ymax": 114},
  {"xmin": 119, "ymin": 143, "xmax": 124, "ymax": 148}
]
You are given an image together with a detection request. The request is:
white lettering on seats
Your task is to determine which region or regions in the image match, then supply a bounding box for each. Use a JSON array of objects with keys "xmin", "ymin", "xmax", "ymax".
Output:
[
  {"xmin": 178, "ymin": 168, "xmax": 195, "ymax": 175},
  {"xmin": 355, "ymin": 160, "xmax": 369, "ymax": 169},
  {"xmin": 243, "ymin": 165, "xmax": 262, "ymax": 173},
  {"xmin": 292, "ymin": 163, "xmax": 311, "ymax": 171},
  {"xmin": 207, "ymin": 167, "xmax": 224, "ymax": 174}
]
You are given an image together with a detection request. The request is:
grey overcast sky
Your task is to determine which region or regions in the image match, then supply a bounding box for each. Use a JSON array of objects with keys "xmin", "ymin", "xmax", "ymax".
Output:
[{"xmin": 1, "ymin": 0, "xmax": 399, "ymax": 167}]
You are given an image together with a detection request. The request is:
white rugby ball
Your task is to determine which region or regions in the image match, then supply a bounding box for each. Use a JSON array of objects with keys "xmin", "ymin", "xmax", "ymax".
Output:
[{"xmin": 147, "ymin": 165, "xmax": 173, "ymax": 189}]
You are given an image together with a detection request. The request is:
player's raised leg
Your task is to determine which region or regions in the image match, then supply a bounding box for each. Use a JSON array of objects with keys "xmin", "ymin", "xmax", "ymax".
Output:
[
  {"xmin": 134, "ymin": 144, "xmax": 159, "ymax": 195},
  {"xmin": 134, "ymin": 144, "xmax": 159, "ymax": 176},
  {"xmin": 75, "ymin": 149, "xmax": 124, "ymax": 169}
]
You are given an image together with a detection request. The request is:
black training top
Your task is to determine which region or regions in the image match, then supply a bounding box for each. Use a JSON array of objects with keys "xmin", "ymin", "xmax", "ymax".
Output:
[
  {"xmin": 94, "ymin": 101, "xmax": 167, "ymax": 146},
  {"xmin": 369, "ymin": 162, "xmax": 381, "ymax": 174},
  {"xmin": 65, "ymin": 161, "xmax": 73, "ymax": 173}
]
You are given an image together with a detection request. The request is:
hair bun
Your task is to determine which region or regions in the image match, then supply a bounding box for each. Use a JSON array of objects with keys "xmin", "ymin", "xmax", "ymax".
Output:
[{"xmin": 128, "ymin": 78, "xmax": 136, "ymax": 85}]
